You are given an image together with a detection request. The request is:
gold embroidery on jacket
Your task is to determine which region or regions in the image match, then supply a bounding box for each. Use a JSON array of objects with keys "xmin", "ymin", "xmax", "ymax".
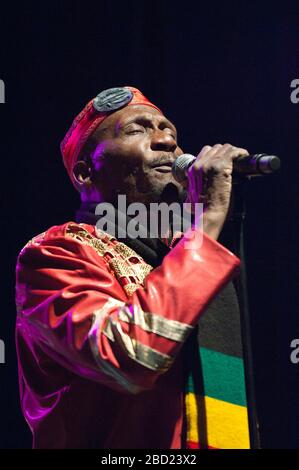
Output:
[{"xmin": 66, "ymin": 223, "xmax": 153, "ymax": 297}]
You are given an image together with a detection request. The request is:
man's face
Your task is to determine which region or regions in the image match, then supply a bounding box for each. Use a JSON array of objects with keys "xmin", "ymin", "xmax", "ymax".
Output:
[{"xmin": 88, "ymin": 104, "xmax": 186, "ymax": 205}]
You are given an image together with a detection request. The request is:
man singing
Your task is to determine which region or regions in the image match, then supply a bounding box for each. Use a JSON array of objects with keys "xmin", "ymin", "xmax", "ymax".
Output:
[{"xmin": 15, "ymin": 86, "xmax": 250, "ymax": 449}]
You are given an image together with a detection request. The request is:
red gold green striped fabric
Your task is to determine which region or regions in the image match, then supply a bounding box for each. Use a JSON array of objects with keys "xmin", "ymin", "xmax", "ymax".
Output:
[{"xmin": 184, "ymin": 347, "xmax": 250, "ymax": 449}]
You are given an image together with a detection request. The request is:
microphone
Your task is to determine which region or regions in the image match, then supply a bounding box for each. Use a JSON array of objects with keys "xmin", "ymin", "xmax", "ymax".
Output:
[{"xmin": 172, "ymin": 153, "xmax": 281, "ymax": 183}]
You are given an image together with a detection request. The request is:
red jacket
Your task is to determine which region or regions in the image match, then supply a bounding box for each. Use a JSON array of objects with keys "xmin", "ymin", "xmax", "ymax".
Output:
[{"xmin": 15, "ymin": 221, "xmax": 240, "ymax": 448}]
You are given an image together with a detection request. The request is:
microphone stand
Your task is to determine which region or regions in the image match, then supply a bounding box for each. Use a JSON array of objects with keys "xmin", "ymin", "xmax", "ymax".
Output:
[{"xmin": 231, "ymin": 176, "xmax": 261, "ymax": 449}]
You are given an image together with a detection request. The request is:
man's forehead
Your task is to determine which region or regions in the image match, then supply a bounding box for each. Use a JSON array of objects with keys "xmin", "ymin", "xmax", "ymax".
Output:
[
  {"xmin": 112, "ymin": 104, "xmax": 163, "ymax": 124},
  {"xmin": 98, "ymin": 104, "xmax": 174, "ymax": 134},
  {"xmin": 119, "ymin": 104, "xmax": 162, "ymax": 118}
]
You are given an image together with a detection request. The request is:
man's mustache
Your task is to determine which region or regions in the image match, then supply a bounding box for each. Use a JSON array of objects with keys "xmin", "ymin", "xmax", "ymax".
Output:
[{"xmin": 150, "ymin": 153, "xmax": 177, "ymax": 168}]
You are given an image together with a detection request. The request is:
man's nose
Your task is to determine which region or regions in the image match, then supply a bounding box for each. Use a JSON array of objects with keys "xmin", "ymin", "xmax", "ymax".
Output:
[{"xmin": 150, "ymin": 129, "xmax": 177, "ymax": 152}]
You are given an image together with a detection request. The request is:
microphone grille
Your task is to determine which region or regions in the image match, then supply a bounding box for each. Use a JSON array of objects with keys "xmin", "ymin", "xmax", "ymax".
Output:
[{"xmin": 172, "ymin": 153, "xmax": 195, "ymax": 182}]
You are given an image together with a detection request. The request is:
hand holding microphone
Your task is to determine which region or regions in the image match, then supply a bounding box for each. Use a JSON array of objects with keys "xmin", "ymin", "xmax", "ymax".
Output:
[
  {"xmin": 172, "ymin": 151, "xmax": 280, "ymax": 182},
  {"xmin": 173, "ymin": 144, "xmax": 280, "ymax": 240}
]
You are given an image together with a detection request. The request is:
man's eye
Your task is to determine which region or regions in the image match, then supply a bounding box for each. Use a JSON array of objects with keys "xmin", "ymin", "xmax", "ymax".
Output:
[
  {"xmin": 126, "ymin": 126, "xmax": 144, "ymax": 134},
  {"xmin": 164, "ymin": 128, "xmax": 177, "ymax": 140}
]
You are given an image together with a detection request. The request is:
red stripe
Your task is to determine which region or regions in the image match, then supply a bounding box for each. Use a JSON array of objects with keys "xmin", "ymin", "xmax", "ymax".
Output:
[{"xmin": 187, "ymin": 440, "xmax": 218, "ymax": 449}]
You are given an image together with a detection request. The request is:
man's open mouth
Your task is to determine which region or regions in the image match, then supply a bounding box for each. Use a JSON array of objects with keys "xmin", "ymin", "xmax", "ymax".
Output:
[
  {"xmin": 152, "ymin": 162, "xmax": 173, "ymax": 173},
  {"xmin": 153, "ymin": 165, "xmax": 172, "ymax": 173}
]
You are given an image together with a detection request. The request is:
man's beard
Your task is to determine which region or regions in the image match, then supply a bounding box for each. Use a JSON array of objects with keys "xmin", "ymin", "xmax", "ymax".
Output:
[{"xmin": 121, "ymin": 166, "xmax": 187, "ymax": 207}]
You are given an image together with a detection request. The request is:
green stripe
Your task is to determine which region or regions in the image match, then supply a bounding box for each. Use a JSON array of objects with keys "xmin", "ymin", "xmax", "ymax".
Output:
[{"xmin": 186, "ymin": 347, "xmax": 247, "ymax": 407}]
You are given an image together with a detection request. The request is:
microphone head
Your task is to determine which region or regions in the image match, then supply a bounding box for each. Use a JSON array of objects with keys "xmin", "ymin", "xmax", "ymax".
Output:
[
  {"xmin": 258, "ymin": 155, "xmax": 281, "ymax": 174},
  {"xmin": 172, "ymin": 153, "xmax": 195, "ymax": 182}
]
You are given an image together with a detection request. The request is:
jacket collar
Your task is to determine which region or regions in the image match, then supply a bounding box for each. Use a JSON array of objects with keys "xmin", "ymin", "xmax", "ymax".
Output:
[{"xmin": 75, "ymin": 201, "xmax": 172, "ymax": 268}]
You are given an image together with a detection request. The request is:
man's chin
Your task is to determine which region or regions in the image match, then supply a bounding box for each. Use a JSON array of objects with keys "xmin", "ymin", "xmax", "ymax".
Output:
[{"xmin": 122, "ymin": 177, "xmax": 186, "ymax": 206}]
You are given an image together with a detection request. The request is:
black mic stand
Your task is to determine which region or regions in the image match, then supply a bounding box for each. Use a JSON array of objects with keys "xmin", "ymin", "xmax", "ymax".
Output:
[{"xmin": 231, "ymin": 176, "xmax": 261, "ymax": 449}]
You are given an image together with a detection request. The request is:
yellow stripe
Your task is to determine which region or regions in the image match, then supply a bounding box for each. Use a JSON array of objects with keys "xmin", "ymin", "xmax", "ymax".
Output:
[{"xmin": 185, "ymin": 393, "xmax": 250, "ymax": 449}]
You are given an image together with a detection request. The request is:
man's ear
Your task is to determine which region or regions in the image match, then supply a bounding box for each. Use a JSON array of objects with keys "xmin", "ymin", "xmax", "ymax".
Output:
[{"xmin": 72, "ymin": 160, "xmax": 93, "ymax": 188}]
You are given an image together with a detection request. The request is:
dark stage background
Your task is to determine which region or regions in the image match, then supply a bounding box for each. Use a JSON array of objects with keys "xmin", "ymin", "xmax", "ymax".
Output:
[{"xmin": 0, "ymin": 1, "xmax": 298, "ymax": 448}]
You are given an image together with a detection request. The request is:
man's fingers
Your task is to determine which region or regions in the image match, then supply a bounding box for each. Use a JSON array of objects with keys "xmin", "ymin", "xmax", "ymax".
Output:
[
  {"xmin": 222, "ymin": 145, "xmax": 249, "ymax": 159},
  {"xmin": 197, "ymin": 145, "xmax": 212, "ymax": 159},
  {"xmin": 194, "ymin": 144, "xmax": 222, "ymax": 169},
  {"xmin": 192, "ymin": 146, "xmax": 211, "ymax": 171},
  {"xmin": 204, "ymin": 143, "xmax": 224, "ymax": 157},
  {"xmin": 192, "ymin": 143, "xmax": 250, "ymax": 173}
]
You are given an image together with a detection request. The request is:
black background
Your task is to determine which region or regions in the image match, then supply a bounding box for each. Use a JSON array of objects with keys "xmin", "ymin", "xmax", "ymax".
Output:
[{"xmin": 0, "ymin": 1, "xmax": 298, "ymax": 448}]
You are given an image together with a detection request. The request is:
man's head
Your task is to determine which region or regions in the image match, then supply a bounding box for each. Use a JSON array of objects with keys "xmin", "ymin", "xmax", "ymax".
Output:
[{"xmin": 61, "ymin": 87, "xmax": 185, "ymax": 206}]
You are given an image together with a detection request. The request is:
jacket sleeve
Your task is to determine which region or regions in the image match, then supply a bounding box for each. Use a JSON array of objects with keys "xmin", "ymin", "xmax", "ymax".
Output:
[{"xmin": 16, "ymin": 222, "xmax": 240, "ymax": 394}]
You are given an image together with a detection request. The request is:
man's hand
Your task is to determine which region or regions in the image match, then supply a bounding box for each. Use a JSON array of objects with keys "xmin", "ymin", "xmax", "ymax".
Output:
[{"xmin": 186, "ymin": 143, "xmax": 249, "ymax": 240}]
